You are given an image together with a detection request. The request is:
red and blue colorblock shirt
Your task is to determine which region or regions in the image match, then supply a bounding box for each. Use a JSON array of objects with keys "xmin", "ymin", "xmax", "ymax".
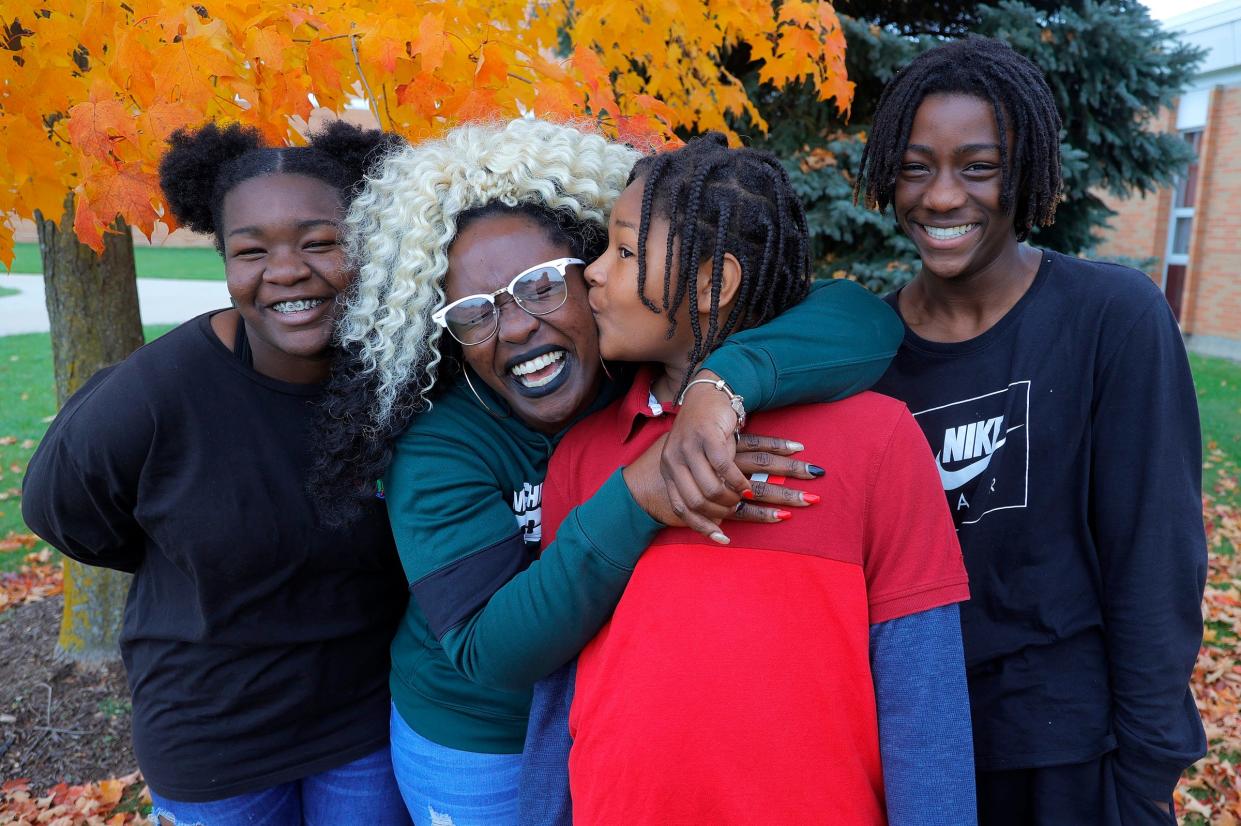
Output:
[{"xmin": 539, "ymin": 369, "xmax": 971, "ymax": 824}]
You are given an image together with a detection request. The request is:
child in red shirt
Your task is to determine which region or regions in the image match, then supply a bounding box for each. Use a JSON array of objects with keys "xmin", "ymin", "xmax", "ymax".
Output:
[{"xmin": 519, "ymin": 135, "xmax": 976, "ymax": 825}]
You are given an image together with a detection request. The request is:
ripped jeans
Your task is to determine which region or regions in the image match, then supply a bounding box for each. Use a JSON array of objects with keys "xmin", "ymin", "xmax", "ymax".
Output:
[
  {"xmin": 389, "ymin": 703, "xmax": 521, "ymax": 826},
  {"xmin": 148, "ymin": 747, "xmax": 411, "ymax": 826}
]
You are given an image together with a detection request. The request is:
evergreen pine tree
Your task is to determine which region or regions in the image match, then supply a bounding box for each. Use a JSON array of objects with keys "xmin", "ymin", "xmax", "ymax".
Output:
[{"xmin": 732, "ymin": 0, "xmax": 1205, "ymax": 291}]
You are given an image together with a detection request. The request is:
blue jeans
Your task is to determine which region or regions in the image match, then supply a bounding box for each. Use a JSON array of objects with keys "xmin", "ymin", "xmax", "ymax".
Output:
[
  {"xmin": 148, "ymin": 747, "xmax": 411, "ymax": 826},
  {"xmin": 389, "ymin": 703, "xmax": 521, "ymax": 826}
]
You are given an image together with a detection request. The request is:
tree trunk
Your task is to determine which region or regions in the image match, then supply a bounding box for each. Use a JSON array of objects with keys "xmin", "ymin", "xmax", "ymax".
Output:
[{"xmin": 35, "ymin": 192, "xmax": 144, "ymax": 664}]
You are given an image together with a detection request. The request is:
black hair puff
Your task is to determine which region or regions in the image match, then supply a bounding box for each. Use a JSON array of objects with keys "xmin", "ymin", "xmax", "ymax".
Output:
[
  {"xmin": 305, "ymin": 120, "xmax": 407, "ymax": 197},
  {"xmin": 157, "ymin": 120, "xmax": 403, "ymax": 248},
  {"xmin": 159, "ymin": 122, "xmax": 263, "ymax": 236}
]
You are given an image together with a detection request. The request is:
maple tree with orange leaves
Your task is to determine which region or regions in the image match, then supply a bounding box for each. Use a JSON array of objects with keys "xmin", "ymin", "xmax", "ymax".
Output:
[
  {"xmin": 0, "ymin": 0, "xmax": 852, "ymax": 262},
  {"xmin": 0, "ymin": 0, "xmax": 852, "ymax": 661}
]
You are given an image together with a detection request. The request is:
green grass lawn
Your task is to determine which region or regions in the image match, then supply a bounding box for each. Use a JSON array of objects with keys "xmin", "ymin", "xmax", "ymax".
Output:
[
  {"xmin": 4, "ymin": 242, "xmax": 223, "ymax": 281},
  {"xmin": 1192, "ymin": 353, "xmax": 1241, "ymax": 477},
  {"xmin": 0, "ymin": 342, "xmax": 1238, "ymax": 574},
  {"xmin": 0, "ymin": 326, "xmax": 173, "ymax": 571}
]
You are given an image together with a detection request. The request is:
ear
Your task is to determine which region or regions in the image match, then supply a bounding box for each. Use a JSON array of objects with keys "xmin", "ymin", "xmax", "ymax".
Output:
[{"xmin": 695, "ymin": 251, "xmax": 742, "ymax": 314}]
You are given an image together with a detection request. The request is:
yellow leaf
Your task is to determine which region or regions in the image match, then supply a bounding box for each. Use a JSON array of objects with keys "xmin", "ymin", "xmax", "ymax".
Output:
[
  {"xmin": 307, "ymin": 40, "xmax": 345, "ymax": 100},
  {"xmin": 0, "ymin": 0, "xmax": 853, "ymax": 239},
  {"xmin": 95, "ymin": 779, "xmax": 124, "ymax": 807},
  {"xmin": 139, "ymin": 101, "xmax": 201, "ymax": 144},
  {"xmin": 778, "ymin": 0, "xmax": 820, "ymax": 26},
  {"xmin": 246, "ymin": 26, "xmax": 294, "ymax": 72}
]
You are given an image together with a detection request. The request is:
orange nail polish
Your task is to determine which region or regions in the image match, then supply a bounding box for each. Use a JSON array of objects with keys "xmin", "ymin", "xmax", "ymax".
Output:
[
  {"xmin": 802, "ymin": 493, "xmax": 821, "ymax": 504},
  {"xmin": 742, "ymin": 489, "xmax": 755, "ymax": 500},
  {"xmin": 775, "ymin": 509, "xmax": 792, "ymax": 520}
]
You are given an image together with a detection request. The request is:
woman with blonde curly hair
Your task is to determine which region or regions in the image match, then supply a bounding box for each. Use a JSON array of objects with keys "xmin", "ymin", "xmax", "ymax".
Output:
[{"xmin": 309, "ymin": 117, "xmax": 904, "ymax": 825}]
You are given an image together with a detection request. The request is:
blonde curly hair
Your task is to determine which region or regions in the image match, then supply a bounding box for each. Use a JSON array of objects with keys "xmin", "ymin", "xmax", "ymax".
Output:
[{"xmin": 336, "ymin": 117, "xmax": 640, "ymax": 427}]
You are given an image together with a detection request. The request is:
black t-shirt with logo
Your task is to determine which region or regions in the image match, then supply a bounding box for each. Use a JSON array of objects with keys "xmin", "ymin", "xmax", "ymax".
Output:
[{"xmin": 875, "ymin": 251, "xmax": 1206, "ymax": 798}]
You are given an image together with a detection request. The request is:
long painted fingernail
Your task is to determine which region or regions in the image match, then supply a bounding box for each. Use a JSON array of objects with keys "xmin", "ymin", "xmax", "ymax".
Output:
[
  {"xmin": 808, "ymin": 464, "xmax": 825, "ymax": 477},
  {"xmin": 710, "ymin": 531, "xmax": 731, "ymax": 545},
  {"xmin": 775, "ymin": 509, "xmax": 792, "ymax": 520},
  {"xmin": 787, "ymin": 441, "xmax": 805, "ymax": 452},
  {"xmin": 802, "ymin": 493, "xmax": 821, "ymax": 504},
  {"xmin": 741, "ymin": 489, "xmax": 755, "ymax": 500}
]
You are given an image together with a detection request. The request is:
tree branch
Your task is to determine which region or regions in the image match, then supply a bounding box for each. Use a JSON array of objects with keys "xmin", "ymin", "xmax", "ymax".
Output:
[{"xmin": 348, "ymin": 32, "xmax": 383, "ymax": 127}]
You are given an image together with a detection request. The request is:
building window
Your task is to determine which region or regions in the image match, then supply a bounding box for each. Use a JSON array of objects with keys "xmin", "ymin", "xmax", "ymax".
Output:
[{"xmin": 1163, "ymin": 129, "xmax": 1202, "ymax": 321}]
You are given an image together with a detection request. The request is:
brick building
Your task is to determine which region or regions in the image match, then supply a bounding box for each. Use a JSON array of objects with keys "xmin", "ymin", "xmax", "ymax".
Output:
[{"xmin": 1095, "ymin": 0, "xmax": 1241, "ymax": 358}]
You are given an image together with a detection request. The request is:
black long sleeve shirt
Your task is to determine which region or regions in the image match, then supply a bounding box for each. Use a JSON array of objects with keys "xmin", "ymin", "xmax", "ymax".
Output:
[
  {"xmin": 22, "ymin": 313, "xmax": 408, "ymax": 802},
  {"xmin": 875, "ymin": 251, "xmax": 1207, "ymax": 798}
]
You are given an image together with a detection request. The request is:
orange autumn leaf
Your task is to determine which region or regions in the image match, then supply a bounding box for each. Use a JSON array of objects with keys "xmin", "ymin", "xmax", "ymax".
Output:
[
  {"xmin": 307, "ymin": 39, "xmax": 346, "ymax": 98},
  {"xmin": 0, "ymin": 770, "xmax": 148, "ymax": 823},
  {"xmin": 411, "ymin": 13, "xmax": 448, "ymax": 73},
  {"xmin": 475, "ymin": 43, "xmax": 509, "ymax": 87},
  {"xmin": 374, "ymin": 36, "xmax": 405, "ymax": 74},
  {"xmin": 80, "ymin": 162, "xmax": 161, "ymax": 232},
  {"xmin": 246, "ymin": 26, "xmax": 294, "ymax": 72},
  {"xmin": 0, "ymin": 548, "xmax": 63, "ymax": 614},
  {"xmin": 66, "ymin": 97, "xmax": 137, "ymax": 162},
  {"xmin": 0, "ymin": 0, "xmax": 849, "ymax": 251},
  {"xmin": 138, "ymin": 101, "xmax": 202, "ymax": 145},
  {"xmin": 95, "ymin": 779, "xmax": 125, "ymax": 807},
  {"xmin": 71, "ymin": 193, "xmax": 106, "ymax": 251}
]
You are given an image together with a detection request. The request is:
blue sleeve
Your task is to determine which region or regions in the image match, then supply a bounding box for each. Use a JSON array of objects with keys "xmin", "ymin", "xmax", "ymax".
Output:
[
  {"xmin": 700, "ymin": 278, "xmax": 904, "ymax": 410},
  {"xmin": 870, "ymin": 604, "xmax": 977, "ymax": 826},
  {"xmin": 519, "ymin": 660, "xmax": 576, "ymax": 826}
]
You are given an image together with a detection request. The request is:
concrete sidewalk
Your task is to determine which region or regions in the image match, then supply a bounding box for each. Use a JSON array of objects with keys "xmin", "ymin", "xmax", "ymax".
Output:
[{"xmin": 0, "ymin": 273, "xmax": 230, "ymax": 336}]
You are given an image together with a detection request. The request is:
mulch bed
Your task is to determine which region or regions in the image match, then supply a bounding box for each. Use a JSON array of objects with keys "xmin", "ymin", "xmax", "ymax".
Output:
[{"xmin": 0, "ymin": 595, "xmax": 136, "ymax": 792}]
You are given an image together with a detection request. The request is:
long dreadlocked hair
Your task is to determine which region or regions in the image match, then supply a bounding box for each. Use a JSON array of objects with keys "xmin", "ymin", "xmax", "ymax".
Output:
[
  {"xmin": 630, "ymin": 133, "xmax": 812, "ymax": 397},
  {"xmin": 854, "ymin": 36, "xmax": 1062, "ymax": 241}
]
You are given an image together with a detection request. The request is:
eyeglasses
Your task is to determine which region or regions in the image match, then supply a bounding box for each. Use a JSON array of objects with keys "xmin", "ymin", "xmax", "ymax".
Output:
[{"xmin": 432, "ymin": 257, "xmax": 584, "ymax": 346}]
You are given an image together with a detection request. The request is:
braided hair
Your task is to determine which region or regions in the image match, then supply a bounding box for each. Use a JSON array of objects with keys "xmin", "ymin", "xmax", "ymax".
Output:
[
  {"xmin": 158, "ymin": 120, "xmax": 402, "ymax": 250},
  {"xmin": 630, "ymin": 133, "xmax": 812, "ymax": 397},
  {"xmin": 855, "ymin": 36, "xmax": 1061, "ymax": 241}
]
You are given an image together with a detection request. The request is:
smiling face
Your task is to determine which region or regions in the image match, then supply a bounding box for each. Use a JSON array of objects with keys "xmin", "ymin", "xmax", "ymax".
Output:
[
  {"xmin": 220, "ymin": 173, "xmax": 350, "ymax": 383},
  {"xmin": 445, "ymin": 212, "xmax": 601, "ymax": 433},
  {"xmin": 585, "ymin": 179, "xmax": 695, "ymax": 367},
  {"xmin": 894, "ymin": 93, "xmax": 1020, "ymax": 283}
]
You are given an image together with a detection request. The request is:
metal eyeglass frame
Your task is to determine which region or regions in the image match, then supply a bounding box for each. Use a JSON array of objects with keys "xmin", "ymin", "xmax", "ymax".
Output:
[{"xmin": 431, "ymin": 257, "xmax": 585, "ymax": 346}]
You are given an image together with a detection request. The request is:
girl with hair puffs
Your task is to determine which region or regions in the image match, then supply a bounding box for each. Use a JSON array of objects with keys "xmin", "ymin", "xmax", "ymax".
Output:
[
  {"xmin": 22, "ymin": 122, "xmax": 413, "ymax": 825},
  {"xmin": 309, "ymin": 117, "xmax": 905, "ymax": 826},
  {"xmin": 521, "ymin": 133, "xmax": 976, "ymax": 825}
]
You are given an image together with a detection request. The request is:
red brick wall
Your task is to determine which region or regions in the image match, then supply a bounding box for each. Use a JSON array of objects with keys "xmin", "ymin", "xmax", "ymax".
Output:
[
  {"xmin": 1093, "ymin": 90, "xmax": 1241, "ymax": 343},
  {"xmin": 1094, "ymin": 188, "xmax": 1169, "ymax": 280},
  {"xmin": 1094, "ymin": 106, "xmax": 1176, "ymax": 284},
  {"xmin": 1185, "ymin": 85, "xmax": 1241, "ymax": 341}
]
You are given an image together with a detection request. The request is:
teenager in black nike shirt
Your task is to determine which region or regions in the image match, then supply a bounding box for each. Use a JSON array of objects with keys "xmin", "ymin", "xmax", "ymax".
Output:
[{"xmin": 865, "ymin": 37, "xmax": 1207, "ymax": 826}]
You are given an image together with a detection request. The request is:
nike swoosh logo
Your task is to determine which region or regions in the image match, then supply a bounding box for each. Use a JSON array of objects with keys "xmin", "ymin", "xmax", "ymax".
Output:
[{"xmin": 936, "ymin": 437, "xmax": 1006, "ymax": 490}]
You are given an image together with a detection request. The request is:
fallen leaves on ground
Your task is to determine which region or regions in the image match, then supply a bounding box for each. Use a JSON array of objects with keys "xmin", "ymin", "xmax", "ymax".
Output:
[
  {"xmin": 1177, "ymin": 445, "xmax": 1241, "ymax": 823},
  {"xmin": 0, "ymin": 455, "xmax": 1237, "ymax": 822},
  {"xmin": 0, "ymin": 546, "xmax": 63, "ymax": 614},
  {"xmin": 0, "ymin": 772, "xmax": 149, "ymax": 824}
]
